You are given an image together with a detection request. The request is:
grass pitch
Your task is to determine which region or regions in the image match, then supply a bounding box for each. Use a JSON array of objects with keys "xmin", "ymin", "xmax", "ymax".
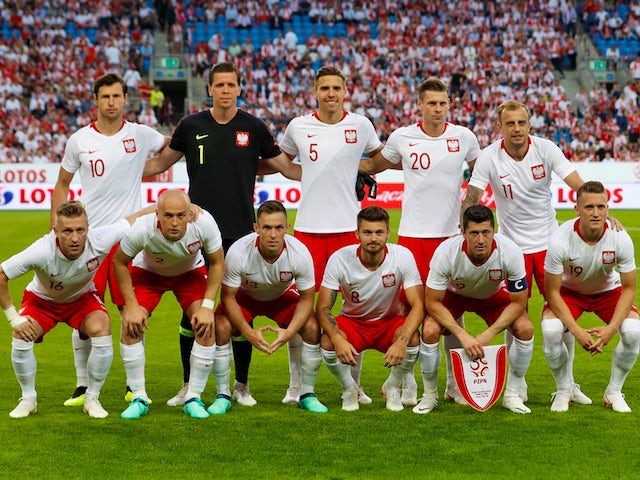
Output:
[{"xmin": 0, "ymin": 209, "xmax": 639, "ymax": 479}]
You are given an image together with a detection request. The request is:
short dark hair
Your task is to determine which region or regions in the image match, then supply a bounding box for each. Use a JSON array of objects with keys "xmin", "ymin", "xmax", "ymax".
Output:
[
  {"xmin": 462, "ymin": 205, "xmax": 494, "ymax": 230},
  {"xmin": 418, "ymin": 77, "xmax": 447, "ymax": 99},
  {"xmin": 357, "ymin": 206, "xmax": 390, "ymax": 228},
  {"xmin": 576, "ymin": 180, "xmax": 606, "ymax": 201},
  {"xmin": 93, "ymin": 73, "xmax": 127, "ymax": 97},
  {"xmin": 208, "ymin": 61, "xmax": 242, "ymax": 86},
  {"xmin": 314, "ymin": 65, "xmax": 346, "ymax": 87},
  {"xmin": 56, "ymin": 200, "xmax": 87, "ymax": 220},
  {"xmin": 257, "ymin": 200, "xmax": 287, "ymax": 219}
]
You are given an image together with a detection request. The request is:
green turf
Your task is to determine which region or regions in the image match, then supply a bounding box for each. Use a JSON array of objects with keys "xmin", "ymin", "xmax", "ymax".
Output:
[{"xmin": 0, "ymin": 209, "xmax": 639, "ymax": 479}]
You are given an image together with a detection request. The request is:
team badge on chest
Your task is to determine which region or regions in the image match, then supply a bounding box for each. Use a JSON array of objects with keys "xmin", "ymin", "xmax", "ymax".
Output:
[
  {"xmin": 86, "ymin": 257, "xmax": 99, "ymax": 272},
  {"xmin": 344, "ymin": 129, "xmax": 357, "ymax": 144},
  {"xmin": 602, "ymin": 250, "xmax": 616, "ymax": 264},
  {"xmin": 188, "ymin": 241, "xmax": 202, "ymax": 255},
  {"xmin": 123, "ymin": 138, "xmax": 137, "ymax": 153},
  {"xmin": 236, "ymin": 131, "xmax": 250, "ymax": 147},
  {"xmin": 447, "ymin": 139, "xmax": 460, "ymax": 152},
  {"xmin": 279, "ymin": 271, "xmax": 293, "ymax": 283},
  {"xmin": 531, "ymin": 164, "xmax": 546, "ymax": 180},
  {"xmin": 382, "ymin": 273, "xmax": 396, "ymax": 288},
  {"xmin": 488, "ymin": 269, "xmax": 503, "ymax": 281}
]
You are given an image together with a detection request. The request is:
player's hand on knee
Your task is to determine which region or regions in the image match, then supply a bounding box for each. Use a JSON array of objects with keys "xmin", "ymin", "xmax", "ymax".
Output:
[
  {"xmin": 267, "ymin": 327, "xmax": 291, "ymax": 354},
  {"xmin": 384, "ymin": 342, "xmax": 406, "ymax": 367},
  {"xmin": 14, "ymin": 317, "xmax": 40, "ymax": 342},
  {"xmin": 335, "ymin": 338, "xmax": 358, "ymax": 366}
]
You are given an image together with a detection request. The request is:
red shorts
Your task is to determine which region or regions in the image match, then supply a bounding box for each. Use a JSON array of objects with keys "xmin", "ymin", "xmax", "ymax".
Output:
[
  {"xmin": 524, "ymin": 250, "xmax": 546, "ymax": 298},
  {"xmin": 93, "ymin": 243, "xmax": 125, "ymax": 307},
  {"xmin": 543, "ymin": 286, "xmax": 638, "ymax": 324},
  {"xmin": 216, "ymin": 287, "xmax": 300, "ymax": 328},
  {"xmin": 131, "ymin": 266, "xmax": 207, "ymax": 314},
  {"xmin": 398, "ymin": 236, "xmax": 448, "ymax": 285},
  {"xmin": 441, "ymin": 288, "xmax": 512, "ymax": 326},
  {"xmin": 19, "ymin": 289, "xmax": 108, "ymax": 337},
  {"xmin": 335, "ymin": 314, "xmax": 406, "ymax": 352},
  {"xmin": 294, "ymin": 230, "xmax": 357, "ymax": 290}
]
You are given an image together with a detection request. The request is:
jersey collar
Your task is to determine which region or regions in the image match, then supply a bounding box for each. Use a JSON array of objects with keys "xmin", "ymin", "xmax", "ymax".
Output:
[
  {"xmin": 313, "ymin": 110, "xmax": 348, "ymax": 123},
  {"xmin": 356, "ymin": 244, "xmax": 388, "ymax": 269},
  {"xmin": 417, "ymin": 120, "xmax": 448, "ymax": 137},
  {"xmin": 500, "ymin": 136, "xmax": 531, "ymax": 160},
  {"xmin": 91, "ymin": 120, "xmax": 126, "ymax": 134},
  {"xmin": 574, "ymin": 218, "xmax": 608, "ymax": 242},
  {"xmin": 255, "ymin": 235, "xmax": 287, "ymax": 263}
]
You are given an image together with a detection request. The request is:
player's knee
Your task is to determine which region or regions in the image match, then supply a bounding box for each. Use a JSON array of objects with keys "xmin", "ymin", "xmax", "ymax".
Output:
[
  {"xmin": 512, "ymin": 316, "xmax": 534, "ymax": 341},
  {"xmin": 214, "ymin": 316, "xmax": 233, "ymax": 344},
  {"xmin": 541, "ymin": 318, "xmax": 564, "ymax": 357},
  {"xmin": 421, "ymin": 317, "xmax": 441, "ymax": 343},
  {"xmin": 82, "ymin": 313, "xmax": 111, "ymax": 338},
  {"xmin": 620, "ymin": 318, "xmax": 640, "ymax": 352},
  {"xmin": 320, "ymin": 332, "xmax": 334, "ymax": 351}
]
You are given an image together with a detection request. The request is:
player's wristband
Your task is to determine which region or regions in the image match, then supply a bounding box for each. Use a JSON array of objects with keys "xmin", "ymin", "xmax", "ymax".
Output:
[
  {"xmin": 3, "ymin": 306, "xmax": 28, "ymax": 328},
  {"xmin": 201, "ymin": 299, "xmax": 215, "ymax": 310}
]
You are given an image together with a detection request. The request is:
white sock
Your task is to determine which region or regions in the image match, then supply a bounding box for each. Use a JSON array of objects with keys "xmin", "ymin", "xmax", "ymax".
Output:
[
  {"xmin": 213, "ymin": 342, "xmax": 232, "ymax": 397},
  {"xmin": 86, "ymin": 335, "xmax": 113, "ymax": 397},
  {"xmin": 186, "ymin": 342, "xmax": 215, "ymax": 400},
  {"xmin": 542, "ymin": 318, "xmax": 570, "ymax": 392},
  {"xmin": 300, "ymin": 342, "xmax": 322, "ymax": 395},
  {"xmin": 350, "ymin": 350, "xmax": 364, "ymax": 386},
  {"xmin": 322, "ymin": 348, "xmax": 357, "ymax": 389},
  {"xmin": 506, "ymin": 336, "xmax": 533, "ymax": 392},
  {"xmin": 287, "ymin": 333, "xmax": 303, "ymax": 389},
  {"xmin": 386, "ymin": 345, "xmax": 419, "ymax": 388},
  {"xmin": 504, "ymin": 329, "xmax": 514, "ymax": 349},
  {"xmin": 563, "ymin": 331, "xmax": 576, "ymax": 385},
  {"xmin": 72, "ymin": 329, "xmax": 90, "ymax": 388},
  {"xmin": 608, "ymin": 318, "xmax": 640, "ymax": 392},
  {"xmin": 120, "ymin": 341, "xmax": 147, "ymax": 401},
  {"xmin": 11, "ymin": 338, "xmax": 37, "ymax": 398},
  {"xmin": 419, "ymin": 340, "xmax": 440, "ymax": 394}
]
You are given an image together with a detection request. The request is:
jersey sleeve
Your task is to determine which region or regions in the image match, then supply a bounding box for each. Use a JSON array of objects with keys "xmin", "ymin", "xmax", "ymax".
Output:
[
  {"xmin": 398, "ymin": 246, "xmax": 422, "ymax": 289},
  {"xmin": 616, "ymin": 230, "xmax": 636, "ymax": 274},
  {"xmin": 141, "ymin": 124, "xmax": 167, "ymax": 153},
  {"xmin": 467, "ymin": 147, "xmax": 491, "ymax": 191},
  {"xmin": 169, "ymin": 115, "xmax": 189, "ymax": 152},
  {"xmin": 199, "ymin": 211, "xmax": 223, "ymax": 254},
  {"xmin": 544, "ymin": 229, "xmax": 567, "ymax": 275},
  {"xmin": 256, "ymin": 117, "xmax": 282, "ymax": 160},
  {"xmin": 291, "ymin": 240, "xmax": 316, "ymax": 292},
  {"xmin": 362, "ymin": 116, "xmax": 383, "ymax": 154},
  {"xmin": 60, "ymin": 133, "xmax": 81, "ymax": 174},
  {"xmin": 544, "ymin": 138, "xmax": 576, "ymax": 180},
  {"xmin": 278, "ymin": 117, "xmax": 300, "ymax": 157},
  {"xmin": 1, "ymin": 235, "xmax": 51, "ymax": 280},
  {"xmin": 425, "ymin": 245, "xmax": 451, "ymax": 291},
  {"xmin": 380, "ymin": 129, "xmax": 402, "ymax": 165},
  {"xmin": 463, "ymin": 127, "xmax": 481, "ymax": 162},
  {"xmin": 320, "ymin": 252, "xmax": 342, "ymax": 291},
  {"xmin": 221, "ymin": 242, "xmax": 244, "ymax": 288},
  {"xmin": 119, "ymin": 215, "xmax": 152, "ymax": 258},
  {"xmin": 501, "ymin": 236, "xmax": 527, "ymax": 290}
]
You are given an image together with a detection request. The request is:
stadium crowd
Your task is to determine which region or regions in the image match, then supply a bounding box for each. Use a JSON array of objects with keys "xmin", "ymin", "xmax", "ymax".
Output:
[{"xmin": 1, "ymin": 0, "xmax": 640, "ymax": 164}]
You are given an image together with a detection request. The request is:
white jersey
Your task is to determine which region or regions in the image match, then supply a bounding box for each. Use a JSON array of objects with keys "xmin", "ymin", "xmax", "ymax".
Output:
[
  {"xmin": 121, "ymin": 211, "xmax": 222, "ymax": 277},
  {"xmin": 279, "ymin": 111, "xmax": 382, "ymax": 233},
  {"xmin": 321, "ymin": 243, "xmax": 422, "ymax": 321},
  {"xmin": 469, "ymin": 135, "xmax": 576, "ymax": 254},
  {"xmin": 61, "ymin": 121, "xmax": 166, "ymax": 227},
  {"xmin": 1, "ymin": 220, "xmax": 130, "ymax": 303},
  {"xmin": 223, "ymin": 233, "xmax": 315, "ymax": 301},
  {"xmin": 427, "ymin": 233, "xmax": 527, "ymax": 299},
  {"xmin": 545, "ymin": 219, "xmax": 636, "ymax": 295},
  {"xmin": 382, "ymin": 121, "xmax": 480, "ymax": 238}
]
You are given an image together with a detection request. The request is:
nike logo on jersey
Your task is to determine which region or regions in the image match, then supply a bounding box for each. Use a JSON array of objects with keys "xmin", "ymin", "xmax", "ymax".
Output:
[
  {"xmin": 88, "ymin": 150, "xmax": 98, "ymax": 154},
  {"xmin": 499, "ymin": 174, "xmax": 510, "ymax": 179},
  {"xmin": 51, "ymin": 273, "xmax": 61, "ymax": 277},
  {"xmin": 246, "ymin": 273, "xmax": 257, "ymax": 276},
  {"xmin": 409, "ymin": 142, "xmax": 420, "ymax": 147},
  {"xmin": 569, "ymin": 257, "xmax": 580, "ymax": 262},
  {"xmin": 307, "ymin": 134, "xmax": 318, "ymax": 138},
  {"xmin": 196, "ymin": 134, "xmax": 209, "ymax": 140}
]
